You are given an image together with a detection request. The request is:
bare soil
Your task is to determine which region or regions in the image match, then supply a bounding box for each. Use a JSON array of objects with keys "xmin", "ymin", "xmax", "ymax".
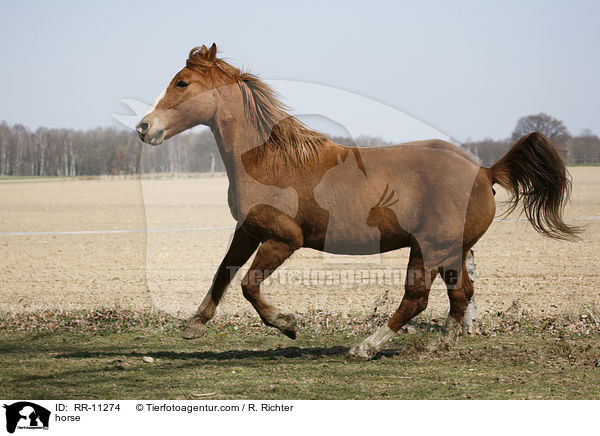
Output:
[{"xmin": 1, "ymin": 168, "xmax": 598, "ymax": 321}]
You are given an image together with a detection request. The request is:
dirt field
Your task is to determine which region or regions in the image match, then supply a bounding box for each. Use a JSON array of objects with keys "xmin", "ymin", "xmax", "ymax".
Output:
[{"xmin": 1, "ymin": 167, "xmax": 599, "ymax": 320}]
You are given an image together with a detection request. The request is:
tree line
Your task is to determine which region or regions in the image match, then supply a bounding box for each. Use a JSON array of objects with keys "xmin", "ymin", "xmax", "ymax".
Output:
[
  {"xmin": 0, "ymin": 123, "xmax": 224, "ymax": 176},
  {"xmin": 0, "ymin": 113, "xmax": 598, "ymax": 176},
  {"xmin": 463, "ymin": 113, "xmax": 600, "ymax": 166}
]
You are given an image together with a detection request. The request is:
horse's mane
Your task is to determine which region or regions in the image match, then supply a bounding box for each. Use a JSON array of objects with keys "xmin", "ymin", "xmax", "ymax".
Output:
[{"xmin": 186, "ymin": 46, "xmax": 326, "ymax": 165}]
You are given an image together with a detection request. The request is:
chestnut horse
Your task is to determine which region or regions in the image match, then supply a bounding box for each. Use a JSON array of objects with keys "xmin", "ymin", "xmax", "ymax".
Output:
[{"xmin": 136, "ymin": 44, "xmax": 579, "ymax": 359}]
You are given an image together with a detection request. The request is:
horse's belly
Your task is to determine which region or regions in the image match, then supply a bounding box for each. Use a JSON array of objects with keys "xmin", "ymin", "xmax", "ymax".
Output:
[{"xmin": 303, "ymin": 222, "xmax": 411, "ymax": 254}]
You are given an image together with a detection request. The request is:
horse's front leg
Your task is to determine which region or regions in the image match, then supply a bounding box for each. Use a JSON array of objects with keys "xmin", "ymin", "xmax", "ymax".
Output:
[
  {"xmin": 241, "ymin": 239, "xmax": 298, "ymax": 339},
  {"xmin": 182, "ymin": 227, "xmax": 259, "ymax": 339}
]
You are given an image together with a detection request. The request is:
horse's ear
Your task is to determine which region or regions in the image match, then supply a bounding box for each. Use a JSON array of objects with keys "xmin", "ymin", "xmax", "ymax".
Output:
[
  {"xmin": 199, "ymin": 45, "xmax": 208, "ymax": 56},
  {"xmin": 207, "ymin": 43, "xmax": 217, "ymax": 62}
]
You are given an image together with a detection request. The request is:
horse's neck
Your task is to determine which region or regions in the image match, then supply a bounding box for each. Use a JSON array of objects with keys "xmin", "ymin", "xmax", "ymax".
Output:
[
  {"xmin": 209, "ymin": 112, "xmax": 262, "ymax": 179},
  {"xmin": 209, "ymin": 112, "xmax": 272, "ymax": 212},
  {"xmin": 208, "ymin": 111, "xmax": 313, "ymax": 222}
]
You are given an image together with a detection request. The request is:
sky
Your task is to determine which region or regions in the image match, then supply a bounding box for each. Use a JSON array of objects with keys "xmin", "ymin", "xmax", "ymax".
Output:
[{"xmin": 1, "ymin": 0, "xmax": 599, "ymax": 143}]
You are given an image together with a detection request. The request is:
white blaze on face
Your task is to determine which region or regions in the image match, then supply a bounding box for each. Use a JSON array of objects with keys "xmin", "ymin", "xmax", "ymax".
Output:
[{"xmin": 144, "ymin": 85, "xmax": 168, "ymax": 117}]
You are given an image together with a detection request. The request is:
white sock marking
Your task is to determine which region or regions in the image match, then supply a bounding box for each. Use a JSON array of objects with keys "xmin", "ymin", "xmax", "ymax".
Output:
[{"xmin": 363, "ymin": 325, "xmax": 396, "ymax": 350}]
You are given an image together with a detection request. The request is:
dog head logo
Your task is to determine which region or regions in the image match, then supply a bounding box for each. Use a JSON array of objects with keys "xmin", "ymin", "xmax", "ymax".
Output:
[{"xmin": 3, "ymin": 402, "xmax": 50, "ymax": 434}]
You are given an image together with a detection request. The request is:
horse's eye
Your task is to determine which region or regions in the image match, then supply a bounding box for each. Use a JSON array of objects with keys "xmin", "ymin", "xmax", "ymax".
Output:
[{"xmin": 176, "ymin": 80, "xmax": 189, "ymax": 88}]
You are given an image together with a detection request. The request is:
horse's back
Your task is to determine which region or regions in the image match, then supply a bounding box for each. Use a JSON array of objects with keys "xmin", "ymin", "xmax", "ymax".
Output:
[
  {"xmin": 317, "ymin": 140, "xmax": 495, "ymax": 254},
  {"xmin": 343, "ymin": 138, "xmax": 478, "ymax": 165}
]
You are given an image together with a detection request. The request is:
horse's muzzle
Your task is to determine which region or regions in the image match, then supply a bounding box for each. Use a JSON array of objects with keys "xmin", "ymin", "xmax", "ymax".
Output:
[{"xmin": 136, "ymin": 120, "xmax": 165, "ymax": 145}]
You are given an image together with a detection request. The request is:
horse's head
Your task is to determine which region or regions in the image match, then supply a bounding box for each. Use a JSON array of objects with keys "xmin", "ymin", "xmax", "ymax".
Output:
[{"xmin": 136, "ymin": 43, "xmax": 237, "ymax": 145}]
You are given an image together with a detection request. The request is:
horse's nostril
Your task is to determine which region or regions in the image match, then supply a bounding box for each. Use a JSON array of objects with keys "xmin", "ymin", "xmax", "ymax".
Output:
[{"xmin": 137, "ymin": 122, "xmax": 149, "ymax": 133}]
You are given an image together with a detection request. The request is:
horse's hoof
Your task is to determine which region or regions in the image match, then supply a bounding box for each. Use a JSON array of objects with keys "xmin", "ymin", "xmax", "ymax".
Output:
[
  {"xmin": 181, "ymin": 321, "xmax": 207, "ymax": 340},
  {"xmin": 275, "ymin": 313, "xmax": 297, "ymax": 340},
  {"xmin": 282, "ymin": 328, "xmax": 297, "ymax": 340},
  {"xmin": 348, "ymin": 343, "xmax": 377, "ymax": 361}
]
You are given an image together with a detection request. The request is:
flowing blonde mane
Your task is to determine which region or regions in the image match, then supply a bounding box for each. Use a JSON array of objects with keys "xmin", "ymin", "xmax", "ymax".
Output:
[{"xmin": 186, "ymin": 46, "xmax": 326, "ymax": 164}]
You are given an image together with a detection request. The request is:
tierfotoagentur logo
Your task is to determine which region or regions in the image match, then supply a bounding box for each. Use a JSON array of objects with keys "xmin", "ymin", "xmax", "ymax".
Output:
[{"xmin": 2, "ymin": 402, "xmax": 50, "ymax": 434}]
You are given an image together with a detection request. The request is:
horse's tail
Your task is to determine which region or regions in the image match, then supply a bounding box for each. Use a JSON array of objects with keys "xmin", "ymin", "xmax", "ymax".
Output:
[{"xmin": 489, "ymin": 132, "xmax": 581, "ymax": 241}]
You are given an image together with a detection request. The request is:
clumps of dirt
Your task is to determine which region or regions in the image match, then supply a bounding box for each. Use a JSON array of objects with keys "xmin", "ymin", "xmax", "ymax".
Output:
[
  {"xmin": 501, "ymin": 300, "xmax": 523, "ymax": 322},
  {"xmin": 1, "ymin": 305, "xmax": 599, "ymax": 340},
  {"xmin": 0, "ymin": 309, "xmax": 179, "ymax": 333},
  {"xmin": 385, "ymin": 332, "xmax": 600, "ymax": 368},
  {"xmin": 482, "ymin": 313, "xmax": 599, "ymax": 337},
  {"xmin": 218, "ymin": 309, "xmax": 384, "ymax": 337}
]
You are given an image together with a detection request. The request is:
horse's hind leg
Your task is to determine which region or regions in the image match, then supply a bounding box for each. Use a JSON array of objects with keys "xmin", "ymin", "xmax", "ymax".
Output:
[
  {"xmin": 349, "ymin": 244, "xmax": 436, "ymax": 360},
  {"xmin": 436, "ymin": 256, "xmax": 474, "ymax": 348},
  {"xmin": 241, "ymin": 239, "xmax": 299, "ymax": 339},
  {"xmin": 182, "ymin": 227, "xmax": 259, "ymax": 339},
  {"xmin": 462, "ymin": 249, "xmax": 477, "ymax": 335}
]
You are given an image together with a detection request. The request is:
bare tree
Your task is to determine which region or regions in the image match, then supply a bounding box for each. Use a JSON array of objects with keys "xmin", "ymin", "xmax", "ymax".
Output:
[
  {"xmin": 569, "ymin": 129, "xmax": 600, "ymax": 164},
  {"xmin": 0, "ymin": 122, "xmax": 10, "ymax": 176},
  {"xmin": 512, "ymin": 113, "xmax": 570, "ymax": 143}
]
